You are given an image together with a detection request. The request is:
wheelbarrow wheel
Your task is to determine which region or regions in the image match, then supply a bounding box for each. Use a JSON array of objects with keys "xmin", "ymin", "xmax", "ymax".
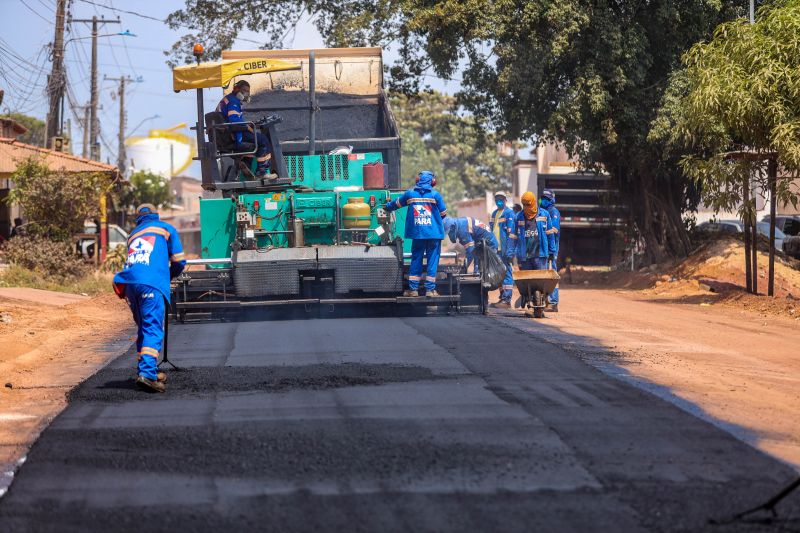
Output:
[{"xmin": 534, "ymin": 289, "xmax": 545, "ymax": 319}]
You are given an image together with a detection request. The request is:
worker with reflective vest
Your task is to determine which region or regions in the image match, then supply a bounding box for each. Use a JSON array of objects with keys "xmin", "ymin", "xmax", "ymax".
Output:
[
  {"xmin": 216, "ymin": 80, "xmax": 272, "ymax": 177},
  {"xmin": 540, "ymin": 189, "xmax": 561, "ymax": 311},
  {"xmin": 113, "ymin": 204, "xmax": 186, "ymax": 393},
  {"xmin": 443, "ymin": 216, "xmax": 498, "ymax": 274},
  {"xmin": 515, "ymin": 191, "xmax": 553, "ymax": 270},
  {"xmin": 385, "ymin": 171, "xmax": 447, "ymax": 297},
  {"xmin": 489, "ymin": 191, "xmax": 516, "ymax": 308}
]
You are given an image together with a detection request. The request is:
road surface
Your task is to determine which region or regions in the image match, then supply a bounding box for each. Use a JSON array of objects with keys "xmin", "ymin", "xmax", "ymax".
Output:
[{"xmin": 1, "ymin": 313, "xmax": 798, "ymax": 532}]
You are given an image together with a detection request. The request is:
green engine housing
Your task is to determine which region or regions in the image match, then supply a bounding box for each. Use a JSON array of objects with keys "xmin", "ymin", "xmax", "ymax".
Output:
[{"xmin": 200, "ymin": 153, "xmax": 411, "ymax": 261}]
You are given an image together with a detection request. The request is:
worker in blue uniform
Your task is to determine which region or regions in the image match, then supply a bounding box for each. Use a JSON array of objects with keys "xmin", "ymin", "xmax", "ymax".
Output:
[
  {"xmin": 443, "ymin": 216, "xmax": 498, "ymax": 274},
  {"xmin": 540, "ymin": 189, "xmax": 561, "ymax": 311},
  {"xmin": 489, "ymin": 191, "xmax": 516, "ymax": 308},
  {"xmin": 216, "ymin": 80, "xmax": 272, "ymax": 177},
  {"xmin": 516, "ymin": 191, "xmax": 552, "ymax": 271},
  {"xmin": 113, "ymin": 204, "xmax": 186, "ymax": 393},
  {"xmin": 385, "ymin": 171, "xmax": 447, "ymax": 297}
]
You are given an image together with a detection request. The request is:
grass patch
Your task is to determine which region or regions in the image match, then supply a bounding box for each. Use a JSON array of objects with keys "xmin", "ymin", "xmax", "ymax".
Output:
[{"xmin": 0, "ymin": 265, "xmax": 112, "ymax": 295}]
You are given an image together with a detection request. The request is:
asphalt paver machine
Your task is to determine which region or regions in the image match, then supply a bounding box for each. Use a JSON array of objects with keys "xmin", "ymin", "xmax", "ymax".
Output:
[{"xmin": 170, "ymin": 46, "xmax": 484, "ymax": 320}]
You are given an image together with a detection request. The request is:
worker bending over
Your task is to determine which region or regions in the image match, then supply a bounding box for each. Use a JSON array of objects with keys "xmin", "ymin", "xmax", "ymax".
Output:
[
  {"xmin": 540, "ymin": 189, "xmax": 561, "ymax": 312},
  {"xmin": 443, "ymin": 216, "xmax": 498, "ymax": 274},
  {"xmin": 385, "ymin": 171, "xmax": 447, "ymax": 297},
  {"xmin": 216, "ymin": 80, "xmax": 272, "ymax": 177},
  {"xmin": 489, "ymin": 191, "xmax": 516, "ymax": 308},
  {"xmin": 515, "ymin": 191, "xmax": 554, "ymax": 271},
  {"xmin": 113, "ymin": 204, "xmax": 186, "ymax": 393}
]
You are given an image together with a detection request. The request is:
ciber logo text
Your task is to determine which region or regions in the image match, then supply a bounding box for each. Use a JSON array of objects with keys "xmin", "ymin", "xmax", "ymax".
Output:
[{"xmin": 242, "ymin": 61, "xmax": 274, "ymax": 71}]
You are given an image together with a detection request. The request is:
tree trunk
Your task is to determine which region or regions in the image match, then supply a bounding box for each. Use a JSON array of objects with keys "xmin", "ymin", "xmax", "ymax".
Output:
[
  {"xmin": 768, "ymin": 158, "xmax": 777, "ymax": 297},
  {"xmin": 743, "ymin": 176, "xmax": 752, "ymax": 294},
  {"xmin": 751, "ymin": 196, "xmax": 758, "ymax": 295}
]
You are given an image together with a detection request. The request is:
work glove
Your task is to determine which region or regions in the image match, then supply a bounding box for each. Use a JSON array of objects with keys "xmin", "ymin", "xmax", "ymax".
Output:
[
  {"xmin": 384, "ymin": 201, "xmax": 394, "ymax": 211},
  {"xmin": 548, "ymin": 254, "xmax": 555, "ymax": 261}
]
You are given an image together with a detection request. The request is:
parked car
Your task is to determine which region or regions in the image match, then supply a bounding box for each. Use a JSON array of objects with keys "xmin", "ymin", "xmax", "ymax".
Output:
[
  {"xmin": 762, "ymin": 215, "xmax": 800, "ymax": 236},
  {"xmin": 696, "ymin": 220, "xmax": 786, "ymax": 252},
  {"xmin": 78, "ymin": 223, "xmax": 128, "ymax": 260},
  {"xmin": 761, "ymin": 216, "xmax": 800, "ymax": 259}
]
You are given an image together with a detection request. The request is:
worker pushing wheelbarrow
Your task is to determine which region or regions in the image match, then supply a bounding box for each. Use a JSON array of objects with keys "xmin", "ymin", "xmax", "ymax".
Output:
[
  {"xmin": 513, "ymin": 190, "xmax": 559, "ymax": 319},
  {"xmin": 513, "ymin": 263, "xmax": 560, "ymax": 318}
]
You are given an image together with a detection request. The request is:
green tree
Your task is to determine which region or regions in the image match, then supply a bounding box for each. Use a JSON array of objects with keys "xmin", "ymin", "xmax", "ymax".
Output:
[
  {"xmin": 7, "ymin": 157, "xmax": 111, "ymax": 240},
  {"xmin": 657, "ymin": 0, "xmax": 800, "ymax": 294},
  {"xmin": 127, "ymin": 171, "xmax": 173, "ymax": 211},
  {"xmin": 167, "ymin": 0, "xmax": 752, "ymax": 262},
  {"xmin": 391, "ymin": 91, "xmax": 513, "ymax": 209},
  {"xmin": 1, "ymin": 113, "xmax": 45, "ymax": 147}
]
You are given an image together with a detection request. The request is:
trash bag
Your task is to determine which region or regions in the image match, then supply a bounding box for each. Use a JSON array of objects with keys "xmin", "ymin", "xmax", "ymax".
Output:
[{"xmin": 475, "ymin": 240, "xmax": 505, "ymax": 290}]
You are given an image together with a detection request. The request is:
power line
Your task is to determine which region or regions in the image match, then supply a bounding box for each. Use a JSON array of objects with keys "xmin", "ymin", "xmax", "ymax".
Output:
[
  {"xmin": 18, "ymin": 0, "xmax": 52, "ymax": 24},
  {"xmin": 107, "ymin": 0, "xmax": 139, "ymax": 78},
  {"xmin": 75, "ymin": 0, "xmax": 165, "ymax": 22}
]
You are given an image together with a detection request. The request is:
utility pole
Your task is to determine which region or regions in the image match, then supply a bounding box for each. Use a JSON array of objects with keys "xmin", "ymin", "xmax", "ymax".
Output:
[
  {"xmin": 105, "ymin": 75, "xmax": 134, "ymax": 176},
  {"xmin": 80, "ymin": 104, "xmax": 90, "ymax": 159},
  {"xmin": 46, "ymin": 0, "xmax": 67, "ymax": 146},
  {"xmin": 71, "ymin": 16, "xmax": 120, "ymax": 161}
]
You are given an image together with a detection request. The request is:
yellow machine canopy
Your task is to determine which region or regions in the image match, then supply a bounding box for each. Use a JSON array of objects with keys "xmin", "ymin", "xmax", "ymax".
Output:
[{"xmin": 172, "ymin": 58, "xmax": 301, "ymax": 91}]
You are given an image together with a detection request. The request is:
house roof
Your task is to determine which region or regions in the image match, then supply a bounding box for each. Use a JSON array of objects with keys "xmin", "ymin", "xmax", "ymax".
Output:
[{"xmin": 0, "ymin": 139, "xmax": 117, "ymax": 175}]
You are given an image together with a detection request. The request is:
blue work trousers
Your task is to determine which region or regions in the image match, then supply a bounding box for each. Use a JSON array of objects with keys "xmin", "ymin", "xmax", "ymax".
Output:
[
  {"xmin": 241, "ymin": 131, "xmax": 271, "ymax": 171},
  {"xmin": 500, "ymin": 256, "xmax": 514, "ymax": 302},
  {"xmin": 409, "ymin": 239, "xmax": 441, "ymax": 292},
  {"xmin": 549, "ymin": 256, "xmax": 559, "ymax": 304},
  {"xmin": 125, "ymin": 284, "xmax": 165, "ymax": 381}
]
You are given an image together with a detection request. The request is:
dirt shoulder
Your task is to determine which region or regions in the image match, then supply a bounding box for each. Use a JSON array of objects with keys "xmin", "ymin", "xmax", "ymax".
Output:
[{"xmin": 0, "ymin": 289, "xmax": 133, "ymax": 493}]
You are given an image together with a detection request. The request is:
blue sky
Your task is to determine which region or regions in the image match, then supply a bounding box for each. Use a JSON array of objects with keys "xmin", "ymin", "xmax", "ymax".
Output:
[{"xmin": 0, "ymin": 0, "xmax": 460, "ymax": 178}]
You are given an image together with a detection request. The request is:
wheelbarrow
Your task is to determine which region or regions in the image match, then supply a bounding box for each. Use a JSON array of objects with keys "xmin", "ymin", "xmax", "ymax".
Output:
[{"xmin": 513, "ymin": 267, "xmax": 560, "ymax": 319}]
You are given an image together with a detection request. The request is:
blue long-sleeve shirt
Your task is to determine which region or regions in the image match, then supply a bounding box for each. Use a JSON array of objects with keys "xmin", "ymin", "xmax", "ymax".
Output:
[
  {"xmin": 515, "ymin": 207, "xmax": 553, "ymax": 259},
  {"xmin": 449, "ymin": 217, "xmax": 498, "ymax": 270},
  {"xmin": 216, "ymin": 92, "xmax": 246, "ymax": 144},
  {"xmin": 541, "ymin": 198, "xmax": 560, "ymax": 256},
  {"xmin": 489, "ymin": 206, "xmax": 516, "ymax": 258},
  {"xmin": 113, "ymin": 213, "xmax": 186, "ymax": 302},
  {"xmin": 385, "ymin": 177, "xmax": 447, "ymax": 240}
]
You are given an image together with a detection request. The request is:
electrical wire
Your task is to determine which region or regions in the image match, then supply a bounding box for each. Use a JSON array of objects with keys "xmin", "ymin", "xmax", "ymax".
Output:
[
  {"xmin": 17, "ymin": 0, "xmax": 52, "ymax": 24},
  {"xmin": 74, "ymin": 0, "xmax": 166, "ymax": 23},
  {"xmin": 107, "ymin": 0, "xmax": 139, "ymax": 79}
]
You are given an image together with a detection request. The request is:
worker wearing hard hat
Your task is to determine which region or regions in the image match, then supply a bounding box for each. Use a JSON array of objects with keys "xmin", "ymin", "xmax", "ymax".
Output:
[
  {"xmin": 216, "ymin": 80, "xmax": 273, "ymax": 177},
  {"xmin": 489, "ymin": 191, "xmax": 516, "ymax": 308},
  {"xmin": 540, "ymin": 189, "xmax": 561, "ymax": 311},
  {"xmin": 113, "ymin": 204, "xmax": 186, "ymax": 393},
  {"xmin": 515, "ymin": 191, "xmax": 554, "ymax": 271},
  {"xmin": 385, "ymin": 171, "xmax": 447, "ymax": 297},
  {"xmin": 443, "ymin": 216, "xmax": 499, "ymax": 274}
]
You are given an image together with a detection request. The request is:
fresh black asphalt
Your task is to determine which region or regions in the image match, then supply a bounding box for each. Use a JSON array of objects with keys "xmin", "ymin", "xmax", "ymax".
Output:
[{"xmin": 1, "ymin": 314, "xmax": 798, "ymax": 532}]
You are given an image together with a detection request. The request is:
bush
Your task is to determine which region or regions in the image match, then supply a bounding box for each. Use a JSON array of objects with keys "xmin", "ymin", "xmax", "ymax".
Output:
[
  {"xmin": 0, "ymin": 264, "xmax": 112, "ymax": 295},
  {"xmin": 1, "ymin": 236, "xmax": 88, "ymax": 281},
  {"xmin": 8, "ymin": 157, "xmax": 112, "ymax": 240}
]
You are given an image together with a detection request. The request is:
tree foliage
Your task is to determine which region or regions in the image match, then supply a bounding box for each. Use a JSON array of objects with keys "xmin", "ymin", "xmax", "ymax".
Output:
[
  {"xmin": 391, "ymin": 91, "xmax": 513, "ymax": 208},
  {"xmin": 7, "ymin": 157, "xmax": 112, "ymax": 241},
  {"xmin": 659, "ymin": 0, "xmax": 800, "ymax": 219},
  {"xmin": 126, "ymin": 171, "xmax": 173, "ymax": 211},
  {"xmin": 167, "ymin": 0, "xmax": 752, "ymax": 261},
  {"xmin": 2, "ymin": 113, "xmax": 45, "ymax": 147}
]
